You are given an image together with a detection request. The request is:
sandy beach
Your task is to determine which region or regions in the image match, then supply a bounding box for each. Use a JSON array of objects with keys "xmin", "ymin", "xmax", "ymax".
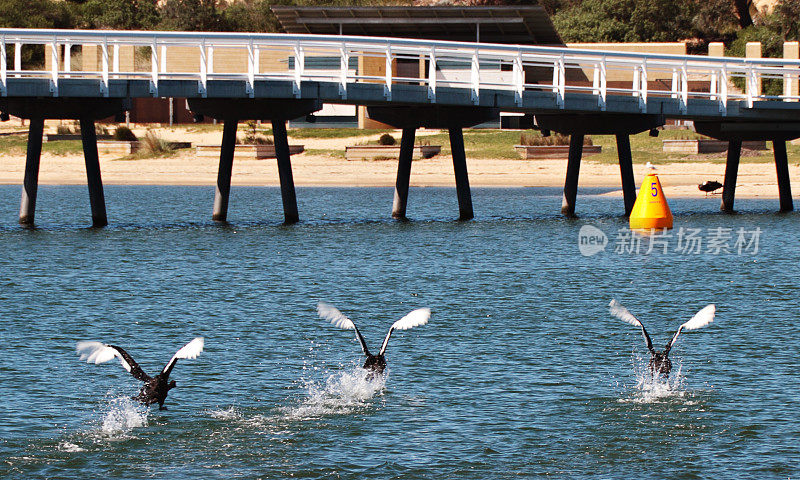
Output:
[{"xmin": 0, "ymin": 125, "xmax": 796, "ymax": 199}]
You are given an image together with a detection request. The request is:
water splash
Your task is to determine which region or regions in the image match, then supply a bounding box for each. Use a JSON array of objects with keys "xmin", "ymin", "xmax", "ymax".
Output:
[
  {"xmin": 285, "ymin": 367, "xmax": 386, "ymax": 419},
  {"xmin": 97, "ymin": 397, "xmax": 149, "ymax": 436},
  {"xmin": 56, "ymin": 441, "xmax": 86, "ymax": 452},
  {"xmin": 619, "ymin": 352, "xmax": 688, "ymax": 404},
  {"xmin": 207, "ymin": 406, "xmax": 242, "ymax": 421}
]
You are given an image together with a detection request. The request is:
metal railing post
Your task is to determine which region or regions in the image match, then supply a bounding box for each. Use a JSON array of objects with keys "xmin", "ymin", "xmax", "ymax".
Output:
[
  {"xmin": 513, "ymin": 50, "xmax": 523, "ymax": 106},
  {"xmin": 428, "ymin": 46, "xmax": 437, "ymax": 102},
  {"xmin": 14, "ymin": 42, "xmax": 21, "ymax": 78},
  {"xmin": 680, "ymin": 61, "xmax": 688, "ymax": 113},
  {"xmin": 64, "ymin": 42, "xmax": 71, "ymax": 78},
  {"xmin": 720, "ymin": 66, "xmax": 728, "ymax": 115},
  {"xmin": 50, "ymin": 38, "xmax": 58, "ymax": 96},
  {"xmin": 384, "ymin": 43, "xmax": 392, "ymax": 100},
  {"xmin": 0, "ymin": 37, "xmax": 6, "ymax": 96},
  {"xmin": 293, "ymin": 42, "xmax": 303, "ymax": 98},
  {"xmin": 599, "ymin": 56, "xmax": 607, "ymax": 110},
  {"xmin": 246, "ymin": 39, "xmax": 255, "ymax": 97},
  {"xmin": 339, "ymin": 43, "xmax": 348, "ymax": 99},
  {"xmin": 150, "ymin": 38, "xmax": 158, "ymax": 96},
  {"xmin": 471, "ymin": 48, "xmax": 480, "ymax": 104},
  {"xmin": 112, "ymin": 43, "xmax": 119, "ymax": 78},
  {"xmin": 101, "ymin": 38, "xmax": 109, "ymax": 96},
  {"xmin": 640, "ymin": 63, "xmax": 648, "ymax": 112},
  {"xmin": 199, "ymin": 41, "xmax": 207, "ymax": 97}
]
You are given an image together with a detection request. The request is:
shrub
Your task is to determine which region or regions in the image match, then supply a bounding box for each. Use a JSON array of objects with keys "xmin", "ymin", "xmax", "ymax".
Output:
[
  {"xmin": 113, "ymin": 126, "xmax": 137, "ymax": 141},
  {"xmin": 519, "ymin": 131, "xmax": 593, "ymax": 146},
  {"xmin": 95, "ymin": 125, "xmax": 109, "ymax": 136},
  {"xmin": 56, "ymin": 125, "xmax": 73, "ymax": 135},
  {"xmin": 140, "ymin": 131, "xmax": 173, "ymax": 155},
  {"xmin": 378, "ymin": 133, "xmax": 396, "ymax": 146}
]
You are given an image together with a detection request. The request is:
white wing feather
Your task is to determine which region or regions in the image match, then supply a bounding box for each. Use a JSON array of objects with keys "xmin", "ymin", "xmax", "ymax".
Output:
[
  {"xmin": 379, "ymin": 308, "xmax": 431, "ymax": 356},
  {"xmin": 390, "ymin": 308, "xmax": 431, "ymax": 331},
  {"xmin": 681, "ymin": 304, "xmax": 715, "ymax": 331},
  {"xmin": 609, "ymin": 299, "xmax": 641, "ymax": 327},
  {"xmin": 317, "ymin": 302, "xmax": 356, "ymax": 330},
  {"xmin": 173, "ymin": 337, "xmax": 205, "ymax": 360},
  {"xmin": 162, "ymin": 337, "xmax": 204, "ymax": 374},
  {"xmin": 76, "ymin": 341, "xmax": 132, "ymax": 372}
]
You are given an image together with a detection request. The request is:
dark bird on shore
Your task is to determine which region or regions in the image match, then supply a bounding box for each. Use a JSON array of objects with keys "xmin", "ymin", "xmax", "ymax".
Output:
[
  {"xmin": 609, "ymin": 300, "xmax": 714, "ymax": 377},
  {"xmin": 77, "ymin": 337, "xmax": 204, "ymax": 410},
  {"xmin": 317, "ymin": 302, "xmax": 430, "ymax": 376},
  {"xmin": 698, "ymin": 180, "xmax": 723, "ymax": 196}
]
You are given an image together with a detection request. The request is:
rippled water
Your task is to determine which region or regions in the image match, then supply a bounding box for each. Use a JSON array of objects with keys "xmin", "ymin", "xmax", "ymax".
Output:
[{"xmin": 0, "ymin": 185, "xmax": 798, "ymax": 478}]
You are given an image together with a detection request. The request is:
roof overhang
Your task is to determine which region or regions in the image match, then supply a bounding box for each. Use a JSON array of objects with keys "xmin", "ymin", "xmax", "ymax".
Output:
[{"xmin": 271, "ymin": 6, "xmax": 564, "ymax": 46}]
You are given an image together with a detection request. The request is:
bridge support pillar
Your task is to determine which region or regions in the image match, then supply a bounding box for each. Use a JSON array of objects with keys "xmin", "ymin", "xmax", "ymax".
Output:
[
  {"xmin": 272, "ymin": 119, "xmax": 299, "ymax": 225},
  {"xmin": 80, "ymin": 118, "xmax": 108, "ymax": 227},
  {"xmin": 720, "ymin": 140, "xmax": 742, "ymax": 213},
  {"xmin": 19, "ymin": 117, "xmax": 44, "ymax": 227},
  {"xmin": 392, "ymin": 127, "xmax": 416, "ymax": 220},
  {"xmin": 773, "ymin": 140, "xmax": 794, "ymax": 212},
  {"xmin": 213, "ymin": 119, "xmax": 238, "ymax": 222},
  {"xmin": 561, "ymin": 134, "xmax": 584, "ymax": 217},
  {"xmin": 616, "ymin": 134, "xmax": 636, "ymax": 216},
  {"xmin": 449, "ymin": 127, "xmax": 474, "ymax": 221},
  {"xmin": 366, "ymin": 106, "xmax": 496, "ymax": 221},
  {"xmin": 535, "ymin": 113, "xmax": 665, "ymax": 216}
]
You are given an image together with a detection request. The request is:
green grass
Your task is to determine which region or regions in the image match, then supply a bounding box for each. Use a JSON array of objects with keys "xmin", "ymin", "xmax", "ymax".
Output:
[
  {"xmin": 303, "ymin": 148, "xmax": 345, "ymax": 158},
  {"xmin": 288, "ymin": 128, "xmax": 391, "ymax": 139},
  {"xmin": 588, "ymin": 130, "xmax": 775, "ymax": 165},
  {"xmin": 0, "ymin": 134, "xmax": 83, "ymax": 156}
]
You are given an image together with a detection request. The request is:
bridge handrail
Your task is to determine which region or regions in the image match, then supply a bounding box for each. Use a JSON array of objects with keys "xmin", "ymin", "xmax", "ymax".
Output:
[{"xmin": 1, "ymin": 28, "xmax": 799, "ymax": 112}]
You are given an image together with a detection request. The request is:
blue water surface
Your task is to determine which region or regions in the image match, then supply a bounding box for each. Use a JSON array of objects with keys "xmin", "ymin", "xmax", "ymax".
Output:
[{"xmin": 0, "ymin": 185, "xmax": 797, "ymax": 479}]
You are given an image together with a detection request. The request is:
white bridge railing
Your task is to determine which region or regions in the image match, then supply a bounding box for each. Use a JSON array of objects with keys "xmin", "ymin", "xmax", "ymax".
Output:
[{"xmin": 2, "ymin": 28, "xmax": 800, "ymax": 115}]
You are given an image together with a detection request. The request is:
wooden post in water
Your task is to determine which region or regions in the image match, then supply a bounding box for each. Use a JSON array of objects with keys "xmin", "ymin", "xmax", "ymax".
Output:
[
  {"xmin": 80, "ymin": 118, "xmax": 108, "ymax": 227},
  {"xmin": 561, "ymin": 134, "xmax": 584, "ymax": 216},
  {"xmin": 720, "ymin": 139, "xmax": 742, "ymax": 212},
  {"xmin": 616, "ymin": 134, "xmax": 636, "ymax": 216},
  {"xmin": 272, "ymin": 119, "xmax": 299, "ymax": 225},
  {"xmin": 773, "ymin": 139, "xmax": 794, "ymax": 212},
  {"xmin": 19, "ymin": 117, "xmax": 44, "ymax": 226},
  {"xmin": 449, "ymin": 127, "xmax": 474, "ymax": 220},
  {"xmin": 213, "ymin": 119, "xmax": 238, "ymax": 222},
  {"xmin": 392, "ymin": 127, "xmax": 416, "ymax": 220}
]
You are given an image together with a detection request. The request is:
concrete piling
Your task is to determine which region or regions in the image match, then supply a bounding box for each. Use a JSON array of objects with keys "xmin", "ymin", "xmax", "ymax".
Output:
[
  {"xmin": 19, "ymin": 118, "xmax": 44, "ymax": 226},
  {"xmin": 615, "ymin": 134, "xmax": 636, "ymax": 216},
  {"xmin": 80, "ymin": 118, "xmax": 108, "ymax": 227},
  {"xmin": 212, "ymin": 119, "xmax": 238, "ymax": 222},
  {"xmin": 272, "ymin": 119, "xmax": 299, "ymax": 225},
  {"xmin": 720, "ymin": 139, "xmax": 741, "ymax": 212},
  {"xmin": 561, "ymin": 134, "xmax": 584, "ymax": 216},
  {"xmin": 773, "ymin": 140, "xmax": 794, "ymax": 212},
  {"xmin": 449, "ymin": 127, "xmax": 474, "ymax": 221},
  {"xmin": 392, "ymin": 127, "xmax": 416, "ymax": 220}
]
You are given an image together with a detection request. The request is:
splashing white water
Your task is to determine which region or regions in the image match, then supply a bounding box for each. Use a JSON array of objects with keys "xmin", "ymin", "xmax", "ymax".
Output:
[
  {"xmin": 57, "ymin": 441, "xmax": 86, "ymax": 452},
  {"xmin": 286, "ymin": 367, "xmax": 386, "ymax": 419},
  {"xmin": 620, "ymin": 352, "xmax": 688, "ymax": 404},
  {"xmin": 98, "ymin": 397, "xmax": 149, "ymax": 435},
  {"xmin": 207, "ymin": 406, "xmax": 242, "ymax": 421}
]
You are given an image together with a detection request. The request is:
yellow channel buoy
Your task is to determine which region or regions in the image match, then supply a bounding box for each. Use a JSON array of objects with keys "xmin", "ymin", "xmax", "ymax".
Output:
[{"xmin": 629, "ymin": 165, "xmax": 673, "ymax": 230}]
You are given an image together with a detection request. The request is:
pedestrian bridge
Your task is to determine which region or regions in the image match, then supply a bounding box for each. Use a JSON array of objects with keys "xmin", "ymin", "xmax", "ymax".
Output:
[{"xmin": 2, "ymin": 28, "xmax": 799, "ymax": 226}]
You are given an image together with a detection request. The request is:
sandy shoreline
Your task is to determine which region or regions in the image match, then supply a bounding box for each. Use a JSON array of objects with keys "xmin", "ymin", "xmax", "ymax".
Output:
[{"xmin": 0, "ymin": 126, "xmax": 796, "ymax": 199}]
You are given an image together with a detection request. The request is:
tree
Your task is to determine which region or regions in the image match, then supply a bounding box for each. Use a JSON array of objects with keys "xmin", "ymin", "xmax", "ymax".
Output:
[
  {"xmin": 0, "ymin": 0, "xmax": 75, "ymax": 67},
  {"xmin": 81, "ymin": 0, "xmax": 160, "ymax": 30},
  {"xmin": 552, "ymin": 0, "xmax": 695, "ymax": 43},
  {"xmin": 159, "ymin": 0, "xmax": 222, "ymax": 31}
]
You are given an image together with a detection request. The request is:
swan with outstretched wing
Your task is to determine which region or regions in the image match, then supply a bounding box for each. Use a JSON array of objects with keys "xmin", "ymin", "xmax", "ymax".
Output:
[
  {"xmin": 77, "ymin": 337, "xmax": 204, "ymax": 410},
  {"xmin": 317, "ymin": 302, "xmax": 430, "ymax": 374}
]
